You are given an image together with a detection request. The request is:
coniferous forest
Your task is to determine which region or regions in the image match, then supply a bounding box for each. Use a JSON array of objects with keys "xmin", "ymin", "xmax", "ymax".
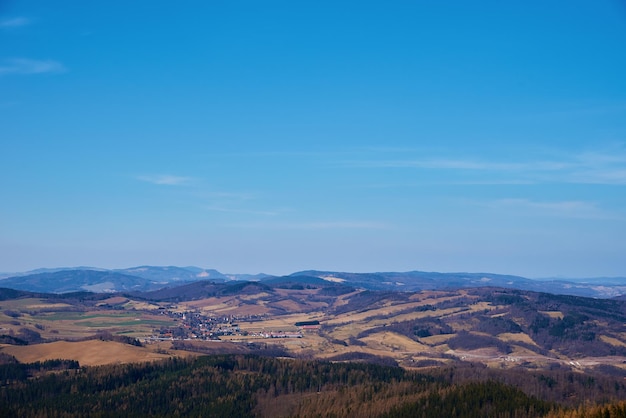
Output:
[{"xmin": 3, "ymin": 354, "xmax": 626, "ymax": 417}]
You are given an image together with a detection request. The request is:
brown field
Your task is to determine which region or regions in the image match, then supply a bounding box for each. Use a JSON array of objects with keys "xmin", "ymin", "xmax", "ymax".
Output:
[
  {"xmin": 498, "ymin": 332, "xmax": 538, "ymax": 346},
  {"xmin": 540, "ymin": 310, "xmax": 564, "ymax": 319},
  {"xmin": 182, "ymin": 297, "xmax": 270, "ymax": 316},
  {"xmin": 419, "ymin": 334, "xmax": 455, "ymax": 345},
  {"xmin": 360, "ymin": 331, "xmax": 430, "ymax": 353},
  {"xmin": 273, "ymin": 299, "xmax": 307, "ymax": 312},
  {"xmin": 600, "ymin": 335, "xmax": 626, "ymax": 348},
  {"xmin": 3, "ymin": 285, "xmax": 626, "ymax": 372},
  {"xmin": 0, "ymin": 340, "xmax": 193, "ymax": 366}
]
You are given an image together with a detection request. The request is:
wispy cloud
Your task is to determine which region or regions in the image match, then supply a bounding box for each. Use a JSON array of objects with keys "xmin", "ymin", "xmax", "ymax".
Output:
[
  {"xmin": 136, "ymin": 175, "xmax": 280, "ymax": 217},
  {"xmin": 364, "ymin": 179, "xmax": 536, "ymax": 188},
  {"xmin": 347, "ymin": 157, "xmax": 571, "ymax": 172},
  {"xmin": 196, "ymin": 190, "xmax": 258, "ymax": 201},
  {"xmin": 0, "ymin": 58, "xmax": 66, "ymax": 76},
  {"xmin": 484, "ymin": 198, "xmax": 620, "ymax": 220},
  {"xmin": 344, "ymin": 144, "xmax": 626, "ymax": 185},
  {"xmin": 225, "ymin": 220, "xmax": 390, "ymax": 230},
  {"xmin": 206, "ymin": 206, "xmax": 281, "ymax": 216},
  {"xmin": 568, "ymin": 168, "xmax": 626, "ymax": 185},
  {"xmin": 566, "ymin": 148, "xmax": 626, "ymax": 185},
  {"xmin": 137, "ymin": 174, "xmax": 193, "ymax": 186},
  {"xmin": 0, "ymin": 17, "xmax": 31, "ymax": 29},
  {"xmin": 297, "ymin": 221, "xmax": 389, "ymax": 229}
]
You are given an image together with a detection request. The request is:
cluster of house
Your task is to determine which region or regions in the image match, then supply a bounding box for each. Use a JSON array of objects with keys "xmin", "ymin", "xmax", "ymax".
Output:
[
  {"xmin": 257, "ymin": 331, "xmax": 302, "ymax": 338},
  {"xmin": 148, "ymin": 308, "xmax": 321, "ymax": 342},
  {"xmin": 150, "ymin": 309, "xmax": 266, "ymax": 341}
]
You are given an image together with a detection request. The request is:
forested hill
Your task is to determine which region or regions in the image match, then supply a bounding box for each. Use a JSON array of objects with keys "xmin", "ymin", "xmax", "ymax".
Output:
[{"xmin": 4, "ymin": 354, "xmax": 626, "ymax": 417}]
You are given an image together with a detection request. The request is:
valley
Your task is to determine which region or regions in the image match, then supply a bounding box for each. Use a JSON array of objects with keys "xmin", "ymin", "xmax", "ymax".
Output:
[
  {"xmin": 5, "ymin": 274, "xmax": 626, "ymax": 417},
  {"xmin": 3, "ymin": 277, "xmax": 626, "ymax": 377}
]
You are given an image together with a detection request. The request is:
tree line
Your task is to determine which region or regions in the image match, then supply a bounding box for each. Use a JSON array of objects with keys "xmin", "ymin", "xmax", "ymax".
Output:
[{"xmin": 3, "ymin": 354, "xmax": 626, "ymax": 417}]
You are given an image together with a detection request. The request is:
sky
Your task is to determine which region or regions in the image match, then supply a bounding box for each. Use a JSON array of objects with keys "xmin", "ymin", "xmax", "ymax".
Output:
[{"xmin": 1, "ymin": 1, "xmax": 626, "ymax": 278}]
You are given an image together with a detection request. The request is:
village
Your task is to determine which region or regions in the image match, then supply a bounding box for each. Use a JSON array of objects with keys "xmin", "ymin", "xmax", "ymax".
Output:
[{"xmin": 147, "ymin": 307, "xmax": 320, "ymax": 342}]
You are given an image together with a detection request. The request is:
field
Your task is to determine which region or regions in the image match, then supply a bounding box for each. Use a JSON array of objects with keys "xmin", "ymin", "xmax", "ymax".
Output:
[
  {"xmin": 0, "ymin": 339, "xmax": 195, "ymax": 366},
  {"xmin": 2, "ymin": 283, "xmax": 626, "ymax": 376},
  {"xmin": 0, "ymin": 297, "xmax": 175, "ymax": 341}
]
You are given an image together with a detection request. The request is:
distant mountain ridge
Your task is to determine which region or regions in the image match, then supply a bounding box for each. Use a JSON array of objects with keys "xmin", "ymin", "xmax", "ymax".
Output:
[
  {"xmin": 291, "ymin": 270, "xmax": 626, "ymax": 298},
  {"xmin": 0, "ymin": 266, "xmax": 625, "ymax": 298},
  {"xmin": 0, "ymin": 266, "xmax": 226, "ymax": 294},
  {"xmin": 115, "ymin": 266, "xmax": 228, "ymax": 283},
  {"xmin": 0, "ymin": 270, "xmax": 147, "ymax": 294}
]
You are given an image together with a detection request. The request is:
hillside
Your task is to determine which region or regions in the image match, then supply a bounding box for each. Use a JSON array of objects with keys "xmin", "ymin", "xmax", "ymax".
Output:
[
  {"xmin": 0, "ymin": 339, "xmax": 179, "ymax": 366},
  {"xmin": 6, "ymin": 354, "xmax": 626, "ymax": 417},
  {"xmin": 2, "ymin": 279, "xmax": 626, "ymax": 377},
  {"xmin": 4, "ymin": 280, "xmax": 626, "ymax": 416}
]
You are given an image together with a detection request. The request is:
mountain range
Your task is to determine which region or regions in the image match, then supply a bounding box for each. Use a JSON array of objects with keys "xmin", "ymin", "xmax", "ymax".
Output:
[{"xmin": 1, "ymin": 266, "xmax": 625, "ymax": 298}]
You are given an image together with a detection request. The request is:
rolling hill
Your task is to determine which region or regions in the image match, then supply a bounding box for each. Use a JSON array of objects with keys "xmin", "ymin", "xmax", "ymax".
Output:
[
  {"xmin": 2, "ymin": 265, "xmax": 626, "ymax": 297},
  {"xmin": 3, "ymin": 276, "xmax": 626, "ymax": 376}
]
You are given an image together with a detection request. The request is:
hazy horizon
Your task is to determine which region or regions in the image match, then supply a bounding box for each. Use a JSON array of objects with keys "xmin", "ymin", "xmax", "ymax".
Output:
[
  {"xmin": 2, "ymin": 1, "xmax": 625, "ymax": 278},
  {"xmin": 2, "ymin": 264, "xmax": 626, "ymax": 282}
]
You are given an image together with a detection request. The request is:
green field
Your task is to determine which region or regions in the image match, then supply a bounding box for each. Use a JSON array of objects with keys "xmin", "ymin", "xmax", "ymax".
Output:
[{"xmin": 77, "ymin": 319, "xmax": 173, "ymax": 328}]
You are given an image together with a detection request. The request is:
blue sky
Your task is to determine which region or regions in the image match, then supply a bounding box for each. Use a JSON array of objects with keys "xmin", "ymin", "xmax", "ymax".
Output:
[{"xmin": 1, "ymin": 1, "xmax": 626, "ymax": 277}]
